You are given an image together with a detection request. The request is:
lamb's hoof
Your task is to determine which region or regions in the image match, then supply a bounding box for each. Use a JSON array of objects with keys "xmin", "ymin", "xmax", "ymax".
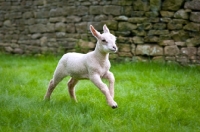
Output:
[{"xmin": 112, "ymin": 105, "xmax": 118, "ymax": 109}]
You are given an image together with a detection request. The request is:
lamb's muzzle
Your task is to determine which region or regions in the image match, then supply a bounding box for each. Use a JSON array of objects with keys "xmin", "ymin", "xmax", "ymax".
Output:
[{"xmin": 44, "ymin": 24, "xmax": 118, "ymax": 109}]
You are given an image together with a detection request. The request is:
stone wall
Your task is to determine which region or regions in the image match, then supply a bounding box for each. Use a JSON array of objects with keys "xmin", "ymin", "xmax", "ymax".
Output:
[{"xmin": 0, "ymin": 0, "xmax": 200, "ymax": 64}]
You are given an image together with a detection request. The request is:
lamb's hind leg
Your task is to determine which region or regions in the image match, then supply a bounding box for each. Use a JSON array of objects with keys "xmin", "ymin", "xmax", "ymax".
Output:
[
  {"xmin": 44, "ymin": 79, "xmax": 57, "ymax": 101},
  {"xmin": 68, "ymin": 78, "xmax": 79, "ymax": 102},
  {"xmin": 44, "ymin": 63, "xmax": 67, "ymax": 101}
]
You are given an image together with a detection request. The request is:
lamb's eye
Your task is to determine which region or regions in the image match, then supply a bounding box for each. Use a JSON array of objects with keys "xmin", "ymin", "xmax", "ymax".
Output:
[{"xmin": 102, "ymin": 39, "xmax": 107, "ymax": 43}]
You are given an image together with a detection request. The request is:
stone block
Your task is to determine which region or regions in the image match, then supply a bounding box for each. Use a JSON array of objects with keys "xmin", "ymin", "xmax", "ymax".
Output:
[
  {"xmin": 103, "ymin": 20, "xmax": 118, "ymax": 30},
  {"xmin": 198, "ymin": 47, "xmax": 200, "ymax": 56},
  {"xmin": 119, "ymin": 44, "xmax": 131, "ymax": 52},
  {"xmin": 167, "ymin": 21, "xmax": 182, "ymax": 30},
  {"xmin": 56, "ymin": 32, "xmax": 66, "ymax": 38},
  {"xmin": 184, "ymin": 0, "xmax": 200, "ymax": 10},
  {"xmin": 115, "ymin": 31, "xmax": 131, "ymax": 37},
  {"xmin": 150, "ymin": 0, "xmax": 161, "ymax": 11},
  {"xmin": 172, "ymin": 19, "xmax": 188, "ymax": 24},
  {"xmin": 66, "ymin": 23, "xmax": 75, "ymax": 33},
  {"xmin": 115, "ymin": 16, "xmax": 128, "ymax": 21},
  {"xmin": 23, "ymin": 12, "xmax": 33, "ymax": 19},
  {"xmin": 137, "ymin": 23, "xmax": 152, "ymax": 30},
  {"xmin": 89, "ymin": 6, "xmax": 103, "ymax": 15},
  {"xmin": 160, "ymin": 11, "xmax": 174, "ymax": 17},
  {"xmin": 49, "ymin": 17, "xmax": 66, "ymax": 23},
  {"xmin": 40, "ymin": 37, "xmax": 47, "ymax": 46},
  {"xmin": 180, "ymin": 47, "xmax": 197, "ymax": 57},
  {"xmin": 190, "ymin": 12, "xmax": 200, "ymax": 23},
  {"xmin": 171, "ymin": 30, "xmax": 189, "ymax": 41},
  {"xmin": 103, "ymin": 5, "xmax": 121, "ymax": 16},
  {"xmin": 76, "ymin": 6, "xmax": 89, "ymax": 16},
  {"xmin": 162, "ymin": 0, "xmax": 184, "ymax": 11},
  {"xmin": 118, "ymin": 44, "xmax": 131, "ymax": 52},
  {"xmin": 144, "ymin": 36, "xmax": 159, "ymax": 43},
  {"xmin": 176, "ymin": 56, "xmax": 189, "ymax": 64},
  {"xmin": 123, "ymin": 6, "xmax": 133, "ymax": 16},
  {"xmin": 64, "ymin": 6, "xmax": 76, "ymax": 15},
  {"xmin": 36, "ymin": 19, "xmax": 48, "ymax": 24},
  {"xmin": 136, "ymin": 44, "xmax": 163, "ymax": 56},
  {"xmin": 128, "ymin": 17, "xmax": 147, "ymax": 23},
  {"xmin": 133, "ymin": 0, "xmax": 149, "ymax": 11},
  {"xmin": 164, "ymin": 45, "xmax": 180, "ymax": 56},
  {"xmin": 94, "ymin": 15, "xmax": 108, "ymax": 21},
  {"xmin": 174, "ymin": 9, "xmax": 189, "ymax": 19},
  {"xmin": 175, "ymin": 42, "xmax": 186, "ymax": 47},
  {"xmin": 66, "ymin": 16, "xmax": 81, "ymax": 23},
  {"xmin": 159, "ymin": 40, "xmax": 175, "ymax": 46},
  {"xmin": 131, "ymin": 11, "xmax": 145, "ymax": 17},
  {"xmin": 153, "ymin": 23, "xmax": 166, "ymax": 29},
  {"xmin": 75, "ymin": 22, "xmax": 88, "ymax": 33},
  {"xmin": 132, "ymin": 36, "xmax": 144, "ymax": 44},
  {"xmin": 132, "ymin": 30, "xmax": 146, "ymax": 36},
  {"xmin": 160, "ymin": 18, "xmax": 171, "ymax": 22},
  {"xmin": 148, "ymin": 30, "xmax": 169, "ymax": 35},
  {"xmin": 145, "ymin": 11, "xmax": 159, "ymax": 17},
  {"xmin": 183, "ymin": 22, "xmax": 200, "ymax": 31},
  {"xmin": 152, "ymin": 56, "xmax": 165, "ymax": 62},
  {"xmin": 118, "ymin": 22, "xmax": 137, "ymax": 31},
  {"xmin": 49, "ymin": 8, "xmax": 65, "ymax": 17},
  {"xmin": 25, "ymin": 18, "xmax": 35, "ymax": 25},
  {"xmin": 131, "ymin": 44, "xmax": 136, "ymax": 54},
  {"xmin": 29, "ymin": 24, "xmax": 47, "ymax": 33},
  {"xmin": 55, "ymin": 22, "xmax": 66, "ymax": 32},
  {"xmin": 5, "ymin": 46, "xmax": 13, "ymax": 53},
  {"xmin": 45, "ymin": 23, "xmax": 54, "ymax": 33},
  {"xmin": 31, "ymin": 33, "xmax": 41, "ymax": 39},
  {"xmin": 186, "ymin": 37, "xmax": 200, "ymax": 47},
  {"xmin": 149, "ymin": 18, "xmax": 160, "ymax": 23},
  {"xmin": 34, "ymin": 11, "xmax": 49, "ymax": 18},
  {"xmin": 117, "ymin": 36, "xmax": 132, "ymax": 44},
  {"xmin": 78, "ymin": 39, "xmax": 95, "ymax": 49},
  {"xmin": 5, "ymin": 12, "xmax": 22, "ymax": 19},
  {"xmin": 165, "ymin": 56, "xmax": 176, "ymax": 61},
  {"xmin": 82, "ymin": 15, "xmax": 94, "ymax": 21},
  {"xmin": 117, "ymin": 0, "xmax": 133, "ymax": 5},
  {"xmin": 3, "ymin": 20, "xmax": 11, "ymax": 27},
  {"xmin": 118, "ymin": 52, "xmax": 132, "ymax": 57}
]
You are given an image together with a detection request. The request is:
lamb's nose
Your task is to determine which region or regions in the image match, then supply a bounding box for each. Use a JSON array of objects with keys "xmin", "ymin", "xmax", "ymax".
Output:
[{"xmin": 113, "ymin": 46, "xmax": 117, "ymax": 50}]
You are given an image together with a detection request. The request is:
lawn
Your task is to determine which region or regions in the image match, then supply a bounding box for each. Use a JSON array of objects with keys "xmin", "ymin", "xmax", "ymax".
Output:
[{"xmin": 0, "ymin": 53, "xmax": 200, "ymax": 132}]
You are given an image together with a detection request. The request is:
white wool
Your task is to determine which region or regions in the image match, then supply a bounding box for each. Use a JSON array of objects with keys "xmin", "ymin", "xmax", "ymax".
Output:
[{"xmin": 44, "ymin": 25, "xmax": 118, "ymax": 108}]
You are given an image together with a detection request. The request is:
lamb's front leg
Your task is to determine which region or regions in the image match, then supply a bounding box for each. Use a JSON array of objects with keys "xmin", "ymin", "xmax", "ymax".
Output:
[
  {"xmin": 90, "ymin": 74, "xmax": 117, "ymax": 109},
  {"xmin": 103, "ymin": 71, "xmax": 115, "ymax": 99}
]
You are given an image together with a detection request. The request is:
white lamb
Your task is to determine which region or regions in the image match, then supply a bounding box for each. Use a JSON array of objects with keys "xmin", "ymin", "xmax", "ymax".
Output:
[{"xmin": 44, "ymin": 25, "xmax": 118, "ymax": 108}]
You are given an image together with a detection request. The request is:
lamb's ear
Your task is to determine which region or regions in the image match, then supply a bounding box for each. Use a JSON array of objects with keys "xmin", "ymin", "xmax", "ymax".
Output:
[
  {"xmin": 90, "ymin": 25, "xmax": 101, "ymax": 39},
  {"xmin": 103, "ymin": 24, "xmax": 110, "ymax": 33}
]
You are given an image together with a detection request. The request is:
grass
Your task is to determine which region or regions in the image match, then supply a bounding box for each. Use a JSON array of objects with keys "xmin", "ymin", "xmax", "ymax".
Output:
[{"xmin": 0, "ymin": 53, "xmax": 200, "ymax": 132}]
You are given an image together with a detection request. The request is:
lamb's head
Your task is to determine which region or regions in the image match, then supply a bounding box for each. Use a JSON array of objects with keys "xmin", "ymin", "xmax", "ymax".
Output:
[{"xmin": 90, "ymin": 25, "xmax": 118, "ymax": 54}]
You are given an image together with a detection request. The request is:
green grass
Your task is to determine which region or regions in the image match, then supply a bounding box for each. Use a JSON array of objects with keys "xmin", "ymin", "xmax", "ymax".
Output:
[{"xmin": 0, "ymin": 53, "xmax": 200, "ymax": 132}]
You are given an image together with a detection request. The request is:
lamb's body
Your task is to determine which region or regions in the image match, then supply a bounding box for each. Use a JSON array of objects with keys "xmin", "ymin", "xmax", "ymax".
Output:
[
  {"xmin": 57, "ymin": 52, "xmax": 110, "ymax": 80},
  {"xmin": 44, "ymin": 25, "xmax": 118, "ymax": 108}
]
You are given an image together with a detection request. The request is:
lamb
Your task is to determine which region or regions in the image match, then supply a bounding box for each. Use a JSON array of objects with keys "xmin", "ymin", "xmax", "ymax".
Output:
[{"xmin": 44, "ymin": 25, "xmax": 118, "ymax": 108}]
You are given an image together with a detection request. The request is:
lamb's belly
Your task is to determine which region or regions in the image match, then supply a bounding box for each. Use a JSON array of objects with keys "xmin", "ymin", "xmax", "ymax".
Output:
[{"xmin": 68, "ymin": 69, "xmax": 89, "ymax": 79}]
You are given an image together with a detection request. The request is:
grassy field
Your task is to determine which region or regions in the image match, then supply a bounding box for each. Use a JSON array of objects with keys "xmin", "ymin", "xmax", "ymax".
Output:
[{"xmin": 0, "ymin": 53, "xmax": 200, "ymax": 132}]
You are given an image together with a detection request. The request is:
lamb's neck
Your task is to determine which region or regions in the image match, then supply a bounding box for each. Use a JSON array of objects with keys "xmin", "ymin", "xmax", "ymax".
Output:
[{"xmin": 93, "ymin": 47, "xmax": 109, "ymax": 62}]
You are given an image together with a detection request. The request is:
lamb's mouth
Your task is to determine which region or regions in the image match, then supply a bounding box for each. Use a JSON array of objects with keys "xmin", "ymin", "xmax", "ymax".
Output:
[{"xmin": 109, "ymin": 49, "xmax": 117, "ymax": 53}]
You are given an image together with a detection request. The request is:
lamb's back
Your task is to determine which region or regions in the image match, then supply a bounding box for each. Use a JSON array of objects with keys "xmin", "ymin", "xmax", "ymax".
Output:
[{"xmin": 60, "ymin": 53, "xmax": 89, "ymax": 79}]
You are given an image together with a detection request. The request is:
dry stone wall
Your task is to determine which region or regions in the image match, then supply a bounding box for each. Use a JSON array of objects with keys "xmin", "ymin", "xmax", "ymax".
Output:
[{"xmin": 0, "ymin": 0, "xmax": 200, "ymax": 64}]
